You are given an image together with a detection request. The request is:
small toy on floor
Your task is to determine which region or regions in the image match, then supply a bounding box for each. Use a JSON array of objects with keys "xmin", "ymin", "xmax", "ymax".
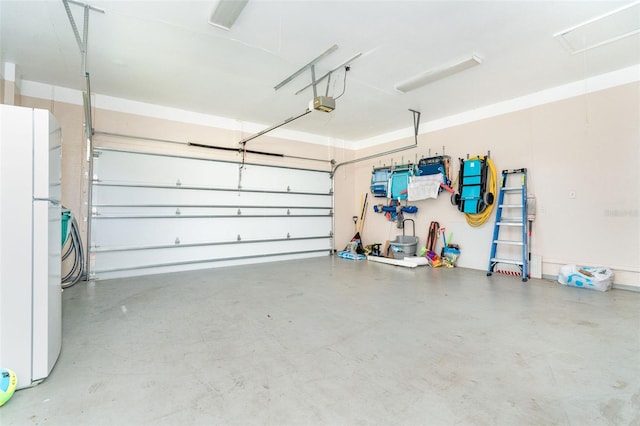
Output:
[{"xmin": 0, "ymin": 368, "xmax": 17, "ymax": 406}]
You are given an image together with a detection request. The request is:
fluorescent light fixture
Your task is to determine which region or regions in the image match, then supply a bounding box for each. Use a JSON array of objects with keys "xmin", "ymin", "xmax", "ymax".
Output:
[
  {"xmin": 395, "ymin": 55, "xmax": 482, "ymax": 93},
  {"xmin": 208, "ymin": 0, "xmax": 249, "ymax": 30},
  {"xmin": 554, "ymin": 1, "xmax": 640, "ymax": 55}
]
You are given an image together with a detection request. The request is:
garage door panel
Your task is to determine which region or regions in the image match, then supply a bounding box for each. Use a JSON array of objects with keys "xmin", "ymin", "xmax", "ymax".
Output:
[
  {"xmin": 92, "ymin": 216, "xmax": 331, "ymax": 247},
  {"xmin": 90, "ymin": 149, "xmax": 333, "ymax": 279},
  {"xmin": 92, "ymin": 186, "xmax": 331, "ymax": 208},
  {"xmin": 93, "ymin": 238, "xmax": 331, "ymax": 274}
]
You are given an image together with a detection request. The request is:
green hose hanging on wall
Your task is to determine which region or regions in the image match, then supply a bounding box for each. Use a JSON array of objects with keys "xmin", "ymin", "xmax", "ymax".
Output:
[{"xmin": 61, "ymin": 208, "xmax": 85, "ymax": 288}]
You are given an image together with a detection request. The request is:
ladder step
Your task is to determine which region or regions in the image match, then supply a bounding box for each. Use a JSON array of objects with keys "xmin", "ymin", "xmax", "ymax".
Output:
[
  {"xmin": 502, "ymin": 168, "xmax": 527, "ymax": 174},
  {"xmin": 497, "ymin": 221, "xmax": 524, "ymax": 226},
  {"xmin": 491, "ymin": 258, "xmax": 524, "ymax": 266},
  {"xmin": 502, "ymin": 187, "xmax": 523, "ymax": 192},
  {"xmin": 493, "ymin": 240, "xmax": 524, "ymax": 246},
  {"xmin": 499, "ymin": 204, "xmax": 523, "ymax": 208}
]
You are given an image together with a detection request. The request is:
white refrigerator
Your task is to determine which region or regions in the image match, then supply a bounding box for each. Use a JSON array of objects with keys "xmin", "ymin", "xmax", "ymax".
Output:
[{"xmin": 0, "ymin": 105, "xmax": 62, "ymax": 389}]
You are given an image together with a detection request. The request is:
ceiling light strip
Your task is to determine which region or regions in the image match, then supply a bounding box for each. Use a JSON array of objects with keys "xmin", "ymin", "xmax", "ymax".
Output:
[
  {"xmin": 395, "ymin": 55, "xmax": 482, "ymax": 93},
  {"xmin": 274, "ymin": 45, "xmax": 339, "ymax": 91},
  {"xmin": 208, "ymin": 0, "xmax": 249, "ymax": 30}
]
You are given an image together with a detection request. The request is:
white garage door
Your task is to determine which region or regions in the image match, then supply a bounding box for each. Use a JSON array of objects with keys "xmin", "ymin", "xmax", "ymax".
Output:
[{"xmin": 89, "ymin": 149, "xmax": 333, "ymax": 279}]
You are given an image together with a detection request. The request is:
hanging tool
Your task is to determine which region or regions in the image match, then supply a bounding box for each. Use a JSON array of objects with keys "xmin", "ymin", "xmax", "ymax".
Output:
[
  {"xmin": 526, "ymin": 193, "xmax": 536, "ymax": 267},
  {"xmin": 354, "ymin": 193, "xmax": 368, "ymax": 234},
  {"xmin": 358, "ymin": 193, "xmax": 368, "ymax": 234},
  {"xmin": 426, "ymin": 221, "xmax": 440, "ymax": 252}
]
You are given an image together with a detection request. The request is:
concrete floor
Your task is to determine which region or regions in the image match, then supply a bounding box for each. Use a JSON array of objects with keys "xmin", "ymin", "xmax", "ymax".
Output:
[{"xmin": 3, "ymin": 256, "xmax": 639, "ymax": 425}]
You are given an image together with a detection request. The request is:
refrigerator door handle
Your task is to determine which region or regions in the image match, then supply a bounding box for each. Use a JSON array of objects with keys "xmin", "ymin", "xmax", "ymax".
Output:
[{"xmin": 33, "ymin": 197, "xmax": 60, "ymax": 206}]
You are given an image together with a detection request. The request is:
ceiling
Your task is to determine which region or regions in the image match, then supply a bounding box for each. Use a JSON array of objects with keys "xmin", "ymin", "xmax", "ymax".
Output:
[{"xmin": 1, "ymin": 0, "xmax": 639, "ymax": 145}]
